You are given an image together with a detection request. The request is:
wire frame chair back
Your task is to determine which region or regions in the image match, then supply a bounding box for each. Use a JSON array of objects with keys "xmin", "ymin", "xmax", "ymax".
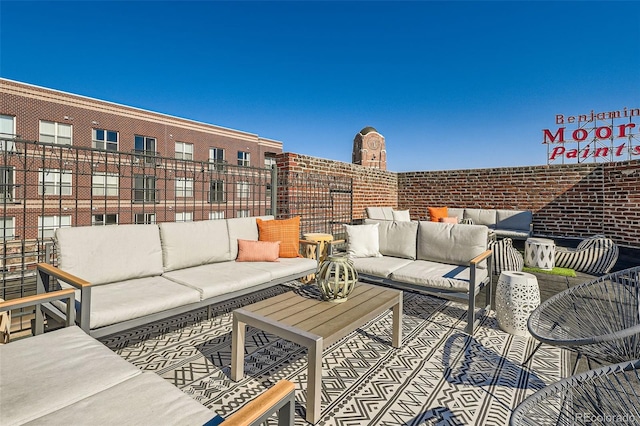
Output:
[
  {"xmin": 510, "ymin": 358, "xmax": 640, "ymax": 425},
  {"xmin": 527, "ymin": 266, "xmax": 640, "ymax": 364}
]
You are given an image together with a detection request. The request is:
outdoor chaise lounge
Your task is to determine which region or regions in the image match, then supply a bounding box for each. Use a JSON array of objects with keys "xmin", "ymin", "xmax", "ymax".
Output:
[{"xmin": 555, "ymin": 234, "xmax": 619, "ymax": 275}]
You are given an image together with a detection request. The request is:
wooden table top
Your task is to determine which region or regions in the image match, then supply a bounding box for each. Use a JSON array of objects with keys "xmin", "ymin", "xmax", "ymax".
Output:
[{"xmin": 235, "ymin": 283, "xmax": 402, "ymax": 347}]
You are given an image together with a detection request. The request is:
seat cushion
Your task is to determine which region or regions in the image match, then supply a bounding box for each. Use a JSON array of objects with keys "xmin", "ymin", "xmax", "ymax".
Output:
[
  {"xmin": 55, "ymin": 224, "xmax": 163, "ymax": 285},
  {"xmin": 81, "ymin": 277, "xmax": 202, "ymax": 329},
  {"xmin": 26, "ymin": 373, "xmax": 213, "ymax": 426},
  {"xmin": 241, "ymin": 257, "xmax": 317, "ymax": 280},
  {"xmin": 159, "ymin": 219, "xmax": 231, "ymax": 271},
  {"xmin": 163, "ymin": 262, "xmax": 273, "ymax": 300},
  {"xmin": 389, "ymin": 260, "xmax": 488, "ymax": 293},
  {"xmin": 0, "ymin": 326, "xmax": 141, "ymax": 426},
  {"xmin": 350, "ymin": 256, "xmax": 413, "ymax": 278}
]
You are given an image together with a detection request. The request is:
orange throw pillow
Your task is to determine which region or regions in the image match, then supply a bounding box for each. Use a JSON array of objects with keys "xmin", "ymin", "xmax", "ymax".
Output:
[
  {"xmin": 428, "ymin": 206, "xmax": 448, "ymax": 222},
  {"xmin": 256, "ymin": 216, "xmax": 301, "ymax": 258},
  {"xmin": 236, "ymin": 239, "xmax": 280, "ymax": 262}
]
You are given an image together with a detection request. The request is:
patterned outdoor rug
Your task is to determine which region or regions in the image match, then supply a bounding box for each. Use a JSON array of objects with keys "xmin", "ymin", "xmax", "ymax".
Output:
[{"xmin": 100, "ymin": 282, "xmax": 569, "ymax": 425}]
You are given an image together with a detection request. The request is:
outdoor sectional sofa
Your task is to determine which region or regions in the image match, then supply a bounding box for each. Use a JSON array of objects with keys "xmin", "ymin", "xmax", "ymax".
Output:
[
  {"xmin": 444, "ymin": 208, "xmax": 533, "ymax": 240},
  {"xmin": 38, "ymin": 216, "xmax": 318, "ymax": 338},
  {"xmin": 348, "ymin": 219, "xmax": 493, "ymax": 334}
]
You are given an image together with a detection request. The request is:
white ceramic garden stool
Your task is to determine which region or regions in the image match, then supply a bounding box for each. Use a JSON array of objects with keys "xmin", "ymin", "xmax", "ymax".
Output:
[
  {"xmin": 524, "ymin": 237, "xmax": 555, "ymax": 270},
  {"xmin": 495, "ymin": 271, "xmax": 540, "ymax": 337}
]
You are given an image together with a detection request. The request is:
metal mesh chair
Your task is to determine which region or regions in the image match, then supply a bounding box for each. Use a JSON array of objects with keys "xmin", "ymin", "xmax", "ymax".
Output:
[
  {"xmin": 510, "ymin": 358, "xmax": 640, "ymax": 425},
  {"xmin": 525, "ymin": 266, "xmax": 640, "ymax": 368}
]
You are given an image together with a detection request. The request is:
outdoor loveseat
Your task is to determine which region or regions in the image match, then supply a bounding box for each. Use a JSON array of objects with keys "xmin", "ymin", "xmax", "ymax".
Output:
[
  {"xmin": 345, "ymin": 219, "xmax": 493, "ymax": 334},
  {"xmin": 38, "ymin": 216, "xmax": 318, "ymax": 338}
]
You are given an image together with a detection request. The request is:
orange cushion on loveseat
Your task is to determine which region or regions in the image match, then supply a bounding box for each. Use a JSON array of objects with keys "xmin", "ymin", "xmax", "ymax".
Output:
[
  {"xmin": 428, "ymin": 206, "xmax": 448, "ymax": 222},
  {"xmin": 256, "ymin": 216, "xmax": 301, "ymax": 258}
]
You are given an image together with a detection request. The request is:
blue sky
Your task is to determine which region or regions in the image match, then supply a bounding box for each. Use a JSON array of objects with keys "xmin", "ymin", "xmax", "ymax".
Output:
[{"xmin": 1, "ymin": 1, "xmax": 639, "ymax": 172}]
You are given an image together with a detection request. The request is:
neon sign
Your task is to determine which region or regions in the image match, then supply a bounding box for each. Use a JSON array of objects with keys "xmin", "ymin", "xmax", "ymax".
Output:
[{"xmin": 542, "ymin": 108, "xmax": 640, "ymax": 164}]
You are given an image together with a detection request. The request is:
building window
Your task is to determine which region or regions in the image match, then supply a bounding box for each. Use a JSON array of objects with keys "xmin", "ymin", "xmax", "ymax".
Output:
[
  {"xmin": 133, "ymin": 175, "xmax": 157, "ymax": 202},
  {"xmin": 38, "ymin": 215, "xmax": 71, "ymax": 239},
  {"xmin": 236, "ymin": 209, "xmax": 250, "ymax": 218},
  {"xmin": 0, "ymin": 115, "xmax": 16, "ymax": 152},
  {"xmin": 92, "ymin": 214, "xmax": 118, "ymax": 226},
  {"xmin": 92, "ymin": 129, "xmax": 119, "ymax": 151},
  {"xmin": 176, "ymin": 178, "xmax": 194, "ymax": 198},
  {"xmin": 209, "ymin": 148, "xmax": 225, "ymax": 171},
  {"xmin": 237, "ymin": 151, "xmax": 250, "ymax": 167},
  {"xmin": 134, "ymin": 213, "xmax": 156, "ymax": 224},
  {"xmin": 264, "ymin": 155, "xmax": 276, "ymax": 169},
  {"xmin": 134, "ymin": 135, "xmax": 157, "ymax": 162},
  {"xmin": 175, "ymin": 212, "xmax": 193, "ymax": 222},
  {"xmin": 266, "ymin": 183, "xmax": 272, "ymax": 198},
  {"xmin": 39, "ymin": 169, "xmax": 72, "ymax": 196},
  {"xmin": 237, "ymin": 181, "xmax": 250, "ymax": 198},
  {"xmin": 39, "ymin": 120, "xmax": 72, "ymax": 145},
  {"xmin": 1, "ymin": 217, "xmax": 15, "ymax": 240},
  {"xmin": 1, "ymin": 166, "xmax": 15, "ymax": 201},
  {"xmin": 265, "ymin": 208, "xmax": 272, "ymax": 216},
  {"xmin": 209, "ymin": 180, "xmax": 225, "ymax": 203},
  {"xmin": 175, "ymin": 142, "xmax": 193, "ymax": 160},
  {"xmin": 92, "ymin": 173, "xmax": 119, "ymax": 196},
  {"xmin": 209, "ymin": 211, "xmax": 225, "ymax": 220}
]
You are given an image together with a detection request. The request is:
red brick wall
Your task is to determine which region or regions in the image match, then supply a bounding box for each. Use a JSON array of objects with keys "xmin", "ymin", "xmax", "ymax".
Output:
[{"xmin": 279, "ymin": 153, "xmax": 640, "ymax": 248}]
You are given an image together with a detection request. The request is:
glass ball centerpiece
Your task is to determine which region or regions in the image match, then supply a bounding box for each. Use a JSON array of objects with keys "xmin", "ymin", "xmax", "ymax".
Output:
[{"xmin": 316, "ymin": 254, "xmax": 358, "ymax": 303}]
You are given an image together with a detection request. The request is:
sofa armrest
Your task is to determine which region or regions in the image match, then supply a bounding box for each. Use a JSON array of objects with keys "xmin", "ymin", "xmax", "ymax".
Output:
[
  {"xmin": 470, "ymin": 249, "xmax": 492, "ymax": 266},
  {"xmin": 221, "ymin": 379, "xmax": 295, "ymax": 426},
  {"xmin": 37, "ymin": 263, "xmax": 92, "ymax": 333},
  {"xmin": 469, "ymin": 249, "xmax": 493, "ymax": 296},
  {"xmin": 0, "ymin": 288, "xmax": 76, "ymax": 337}
]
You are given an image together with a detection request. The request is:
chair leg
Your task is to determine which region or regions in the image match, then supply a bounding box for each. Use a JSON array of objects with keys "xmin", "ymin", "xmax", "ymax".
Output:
[{"xmin": 522, "ymin": 341, "xmax": 542, "ymax": 366}]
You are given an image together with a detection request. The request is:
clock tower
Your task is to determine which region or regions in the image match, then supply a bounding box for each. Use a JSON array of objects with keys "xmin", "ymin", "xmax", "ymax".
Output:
[{"xmin": 352, "ymin": 126, "xmax": 386, "ymax": 170}]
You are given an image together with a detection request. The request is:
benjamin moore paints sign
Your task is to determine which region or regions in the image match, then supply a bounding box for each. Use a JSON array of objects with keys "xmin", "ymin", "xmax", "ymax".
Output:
[{"xmin": 543, "ymin": 107, "xmax": 640, "ymax": 164}]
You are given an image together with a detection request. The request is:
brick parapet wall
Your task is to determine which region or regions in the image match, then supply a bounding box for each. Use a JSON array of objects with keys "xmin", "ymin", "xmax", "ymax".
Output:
[
  {"xmin": 276, "ymin": 153, "xmax": 397, "ymax": 220},
  {"xmin": 278, "ymin": 153, "xmax": 639, "ymax": 248}
]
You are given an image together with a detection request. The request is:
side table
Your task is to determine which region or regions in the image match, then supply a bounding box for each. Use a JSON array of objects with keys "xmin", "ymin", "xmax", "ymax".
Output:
[
  {"xmin": 495, "ymin": 271, "xmax": 540, "ymax": 337},
  {"xmin": 524, "ymin": 237, "xmax": 555, "ymax": 270},
  {"xmin": 301, "ymin": 233, "xmax": 334, "ymax": 283},
  {"xmin": 0, "ymin": 298, "xmax": 10, "ymax": 344}
]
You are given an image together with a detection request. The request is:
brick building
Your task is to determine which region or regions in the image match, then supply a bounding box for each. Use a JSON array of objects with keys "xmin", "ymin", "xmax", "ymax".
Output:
[{"xmin": 0, "ymin": 78, "xmax": 281, "ymax": 242}]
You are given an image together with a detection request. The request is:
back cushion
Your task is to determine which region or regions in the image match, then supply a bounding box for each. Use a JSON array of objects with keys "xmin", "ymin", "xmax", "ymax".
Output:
[
  {"xmin": 366, "ymin": 219, "xmax": 418, "ymax": 260},
  {"xmin": 366, "ymin": 207, "xmax": 394, "ymax": 220},
  {"xmin": 55, "ymin": 224, "xmax": 163, "ymax": 285},
  {"xmin": 159, "ymin": 220, "xmax": 231, "ymax": 271},
  {"xmin": 496, "ymin": 210, "xmax": 532, "ymax": 231},
  {"xmin": 463, "ymin": 209, "xmax": 497, "ymax": 227},
  {"xmin": 417, "ymin": 221, "xmax": 488, "ymax": 266},
  {"xmin": 227, "ymin": 216, "xmax": 273, "ymax": 259}
]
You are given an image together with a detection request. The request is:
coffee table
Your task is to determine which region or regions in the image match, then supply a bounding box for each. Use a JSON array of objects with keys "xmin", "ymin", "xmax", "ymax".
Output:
[{"xmin": 231, "ymin": 283, "xmax": 403, "ymax": 424}]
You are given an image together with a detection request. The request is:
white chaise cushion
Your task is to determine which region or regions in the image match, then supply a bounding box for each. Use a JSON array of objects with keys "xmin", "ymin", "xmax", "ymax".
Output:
[
  {"xmin": 159, "ymin": 219, "xmax": 231, "ymax": 271},
  {"xmin": 0, "ymin": 326, "xmax": 141, "ymax": 426},
  {"xmin": 417, "ymin": 222, "xmax": 488, "ymax": 266},
  {"xmin": 29, "ymin": 372, "xmax": 213, "ymax": 426},
  {"xmin": 55, "ymin": 224, "xmax": 163, "ymax": 285}
]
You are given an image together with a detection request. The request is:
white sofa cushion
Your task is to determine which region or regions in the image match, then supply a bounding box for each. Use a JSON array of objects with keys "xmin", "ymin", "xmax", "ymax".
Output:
[
  {"xmin": 390, "ymin": 260, "xmax": 489, "ymax": 292},
  {"xmin": 391, "ymin": 209, "xmax": 411, "ymax": 221},
  {"xmin": 77, "ymin": 276, "xmax": 201, "ymax": 329},
  {"xmin": 350, "ymin": 256, "xmax": 413, "ymax": 278},
  {"xmin": 366, "ymin": 219, "xmax": 418, "ymax": 260},
  {"xmin": 0, "ymin": 326, "xmax": 141, "ymax": 425},
  {"xmin": 366, "ymin": 207, "xmax": 394, "ymax": 220},
  {"xmin": 227, "ymin": 216, "xmax": 274, "ymax": 259},
  {"xmin": 242, "ymin": 257, "xmax": 318, "ymax": 281},
  {"xmin": 417, "ymin": 222, "xmax": 488, "ymax": 266},
  {"xmin": 159, "ymin": 219, "xmax": 231, "ymax": 271},
  {"xmin": 31, "ymin": 372, "xmax": 213, "ymax": 426},
  {"xmin": 55, "ymin": 224, "xmax": 163, "ymax": 285},
  {"xmin": 463, "ymin": 208, "xmax": 497, "ymax": 228},
  {"xmin": 163, "ymin": 262, "xmax": 273, "ymax": 300},
  {"xmin": 495, "ymin": 209, "xmax": 532, "ymax": 233},
  {"xmin": 345, "ymin": 223, "xmax": 382, "ymax": 258}
]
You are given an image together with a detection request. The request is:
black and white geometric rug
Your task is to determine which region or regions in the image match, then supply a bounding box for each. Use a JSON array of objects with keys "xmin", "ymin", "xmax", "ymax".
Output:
[{"xmin": 100, "ymin": 283, "xmax": 569, "ymax": 425}]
